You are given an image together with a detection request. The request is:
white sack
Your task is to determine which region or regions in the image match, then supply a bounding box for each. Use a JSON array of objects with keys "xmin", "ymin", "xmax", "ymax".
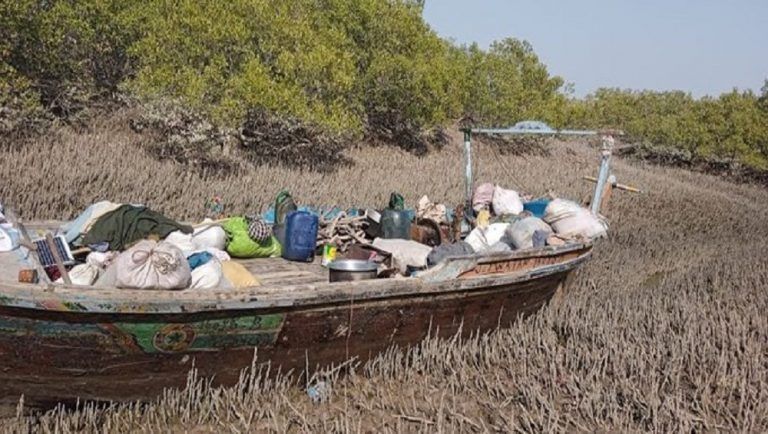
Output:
[
  {"xmin": 116, "ymin": 240, "xmax": 191, "ymax": 290},
  {"xmin": 205, "ymin": 247, "xmax": 231, "ymax": 262},
  {"xmin": 372, "ymin": 238, "xmax": 432, "ymax": 274},
  {"xmin": 166, "ymin": 224, "xmax": 227, "ymax": 255},
  {"xmin": 492, "ymin": 186, "xmax": 523, "ymax": 215},
  {"xmin": 544, "ymin": 199, "xmax": 608, "ymax": 239},
  {"xmin": 94, "ymin": 263, "xmax": 118, "ymax": 287},
  {"xmin": 507, "ymin": 217, "xmax": 553, "ymax": 249},
  {"xmin": 0, "ymin": 225, "xmax": 20, "ymax": 252},
  {"xmin": 464, "ymin": 223, "xmax": 510, "ymax": 252},
  {"xmin": 164, "ymin": 231, "xmax": 195, "ymax": 255},
  {"xmin": 86, "ymin": 251, "xmax": 118, "ymax": 268},
  {"xmin": 57, "ymin": 263, "xmax": 100, "ymax": 286},
  {"xmin": 190, "ymin": 258, "xmax": 223, "ymax": 289},
  {"xmin": 192, "ymin": 223, "xmax": 227, "ymax": 251}
]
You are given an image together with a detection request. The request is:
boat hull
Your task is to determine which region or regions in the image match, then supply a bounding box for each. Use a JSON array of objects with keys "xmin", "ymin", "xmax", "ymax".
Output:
[{"xmin": 0, "ymin": 245, "xmax": 590, "ymax": 407}]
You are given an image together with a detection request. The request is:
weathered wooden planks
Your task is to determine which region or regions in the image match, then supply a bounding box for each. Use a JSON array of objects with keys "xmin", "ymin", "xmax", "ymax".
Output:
[
  {"xmin": 0, "ymin": 271, "xmax": 568, "ymax": 407},
  {"xmin": 239, "ymin": 256, "xmax": 329, "ymax": 286},
  {"xmin": 0, "ymin": 242, "xmax": 592, "ymax": 408}
]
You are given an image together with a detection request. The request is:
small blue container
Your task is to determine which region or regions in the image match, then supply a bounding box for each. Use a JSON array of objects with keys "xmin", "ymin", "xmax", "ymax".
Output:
[
  {"xmin": 523, "ymin": 199, "xmax": 551, "ymax": 219},
  {"xmin": 282, "ymin": 211, "xmax": 319, "ymax": 262}
]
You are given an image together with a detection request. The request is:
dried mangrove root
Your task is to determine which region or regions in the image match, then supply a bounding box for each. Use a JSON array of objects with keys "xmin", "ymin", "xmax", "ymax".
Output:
[{"xmin": 316, "ymin": 212, "xmax": 370, "ymax": 252}]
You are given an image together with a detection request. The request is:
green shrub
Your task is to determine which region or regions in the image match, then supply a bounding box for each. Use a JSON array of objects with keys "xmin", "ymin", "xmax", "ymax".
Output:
[
  {"xmin": 123, "ymin": 0, "xmax": 471, "ymax": 137},
  {"xmin": 460, "ymin": 39, "xmax": 566, "ymax": 127},
  {"xmin": 566, "ymin": 88, "xmax": 768, "ymax": 168},
  {"xmin": 0, "ymin": 0, "xmax": 563, "ymax": 140},
  {"xmin": 0, "ymin": 64, "xmax": 45, "ymax": 137},
  {"xmin": 1, "ymin": 0, "xmax": 132, "ymax": 121},
  {"xmin": 1, "ymin": 0, "xmax": 765, "ymax": 170},
  {"xmin": 125, "ymin": 1, "xmax": 358, "ymax": 133}
]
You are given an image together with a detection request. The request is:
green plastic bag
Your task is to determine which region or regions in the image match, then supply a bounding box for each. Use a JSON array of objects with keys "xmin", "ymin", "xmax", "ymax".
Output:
[{"xmin": 222, "ymin": 217, "xmax": 281, "ymax": 258}]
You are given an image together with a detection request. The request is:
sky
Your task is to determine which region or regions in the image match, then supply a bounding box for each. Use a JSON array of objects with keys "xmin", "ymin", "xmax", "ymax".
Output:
[{"xmin": 422, "ymin": 0, "xmax": 768, "ymax": 97}]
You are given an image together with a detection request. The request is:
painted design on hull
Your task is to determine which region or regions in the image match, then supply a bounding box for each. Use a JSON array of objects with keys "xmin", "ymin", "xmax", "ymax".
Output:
[
  {"xmin": 113, "ymin": 314, "xmax": 285, "ymax": 353},
  {"xmin": 153, "ymin": 324, "xmax": 195, "ymax": 352},
  {"xmin": 0, "ymin": 313, "xmax": 285, "ymax": 354}
]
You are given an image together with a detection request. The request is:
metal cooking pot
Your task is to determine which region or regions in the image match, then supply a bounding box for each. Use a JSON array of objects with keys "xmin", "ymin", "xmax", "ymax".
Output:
[{"xmin": 328, "ymin": 259, "xmax": 378, "ymax": 283}]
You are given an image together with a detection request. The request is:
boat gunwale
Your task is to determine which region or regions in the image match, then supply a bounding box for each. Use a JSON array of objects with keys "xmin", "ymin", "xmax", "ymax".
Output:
[{"xmin": 0, "ymin": 242, "xmax": 592, "ymax": 315}]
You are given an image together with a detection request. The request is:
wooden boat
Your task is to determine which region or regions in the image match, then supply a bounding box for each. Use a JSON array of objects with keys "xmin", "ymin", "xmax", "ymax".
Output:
[{"xmin": 0, "ymin": 240, "xmax": 591, "ymax": 408}]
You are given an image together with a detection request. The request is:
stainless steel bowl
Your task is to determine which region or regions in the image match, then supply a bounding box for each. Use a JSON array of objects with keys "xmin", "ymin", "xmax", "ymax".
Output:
[{"xmin": 328, "ymin": 259, "xmax": 378, "ymax": 282}]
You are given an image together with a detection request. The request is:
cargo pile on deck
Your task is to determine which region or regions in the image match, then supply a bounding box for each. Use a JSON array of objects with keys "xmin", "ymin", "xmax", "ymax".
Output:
[{"xmin": 0, "ymin": 186, "xmax": 607, "ymax": 289}]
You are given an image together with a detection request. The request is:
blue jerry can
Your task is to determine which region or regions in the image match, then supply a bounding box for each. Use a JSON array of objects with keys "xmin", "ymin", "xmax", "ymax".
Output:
[{"xmin": 282, "ymin": 211, "xmax": 319, "ymax": 262}]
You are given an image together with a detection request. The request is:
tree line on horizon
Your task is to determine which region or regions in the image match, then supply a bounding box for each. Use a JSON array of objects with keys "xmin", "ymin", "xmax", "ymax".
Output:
[{"xmin": 2, "ymin": 0, "xmax": 767, "ymax": 168}]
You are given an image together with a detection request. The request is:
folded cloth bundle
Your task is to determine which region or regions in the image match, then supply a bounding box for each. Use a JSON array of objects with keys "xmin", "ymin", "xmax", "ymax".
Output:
[
  {"xmin": 61, "ymin": 201, "xmax": 123, "ymax": 244},
  {"xmin": 83, "ymin": 205, "xmax": 193, "ymax": 251}
]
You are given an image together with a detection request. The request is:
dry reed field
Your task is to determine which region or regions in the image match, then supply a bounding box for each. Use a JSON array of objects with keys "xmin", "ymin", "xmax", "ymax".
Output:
[{"xmin": 1, "ymin": 116, "xmax": 767, "ymax": 432}]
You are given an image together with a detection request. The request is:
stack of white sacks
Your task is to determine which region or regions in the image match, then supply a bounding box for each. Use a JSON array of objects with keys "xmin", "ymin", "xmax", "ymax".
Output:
[
  {"xmin": 62, "ymin": 221, "xmax": 230, "ymax": 290},
  {"xmin": 543, "ymin": 199, "xmax": 608, "ymax": 239},
  {"xmin": 465, "ymin": 185, "xmax": 607, "ymax": 253}
]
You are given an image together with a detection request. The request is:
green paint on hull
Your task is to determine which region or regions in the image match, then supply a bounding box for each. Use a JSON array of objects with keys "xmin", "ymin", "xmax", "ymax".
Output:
[
  {"xmin": 114, "ymin": 314, "xmax": 285, "ymax": 354},
  {"xmin": 0, "ymin": 316, "xmax": 103, "ymax": 336},
  {"xmin": 0, "ymin": 312, "xmax": 285, "ymax": 354}
]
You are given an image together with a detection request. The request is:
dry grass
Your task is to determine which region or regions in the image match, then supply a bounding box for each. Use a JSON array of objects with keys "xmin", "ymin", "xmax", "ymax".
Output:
[
  {"xmin": 1, "ymin": 115, "xmax": 767, "ymax": 432},
  {"xmin": 0, "ymin": 115, "xmax": 594, "ymax": 221}
]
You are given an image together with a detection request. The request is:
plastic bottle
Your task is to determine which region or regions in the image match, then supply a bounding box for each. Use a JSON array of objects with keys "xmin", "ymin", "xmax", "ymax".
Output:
[
  {"xmin": 275, "ymin": 191, "xmax": 297, "ymax": 225},
  {"xmin": 380, "ymin": 209, "xmax": 411, "ymax": 240},
  {"xmin": 273, "ymin": 191, "xmax": 297, "ymax": 246}
]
